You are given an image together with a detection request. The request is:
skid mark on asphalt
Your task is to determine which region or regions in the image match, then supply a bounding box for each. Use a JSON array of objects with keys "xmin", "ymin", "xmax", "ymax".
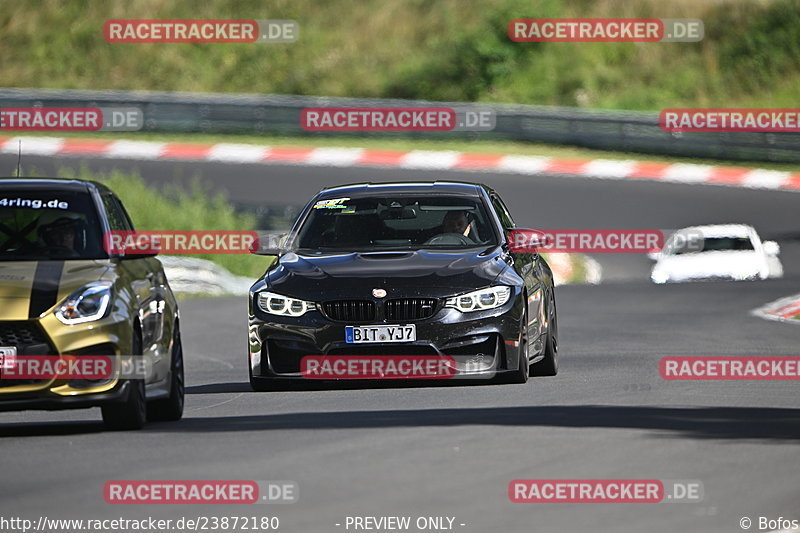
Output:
[
  {"xmin": 189, "ymin": 351, "xmax": 236, "ymax": 369},
  {"xmin": 185, "ymin": 393, "xmax": 244, "ymax": 413}
]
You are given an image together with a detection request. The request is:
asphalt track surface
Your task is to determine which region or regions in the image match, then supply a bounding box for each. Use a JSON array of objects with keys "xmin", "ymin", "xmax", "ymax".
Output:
[{"xmin": 0, "ymin": 153, "xmax": 799, "ymax": 533}]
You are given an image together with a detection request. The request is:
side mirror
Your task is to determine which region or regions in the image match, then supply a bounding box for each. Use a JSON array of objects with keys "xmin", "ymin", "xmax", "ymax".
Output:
[
  {"xmin": 505, "ymin": 229, "xmax": 550, "ymax": 253},
  {"xmin": 647, "ymin": 251, "xmax": 661, "ymax": 261},
  {"xmin": 763, "ymin": 240, "xmax": 780, "ymax": 256},
  {"xmin": 103, "ymin": 232, "xmax": 158, "ymax": 259},
  {"xmin": 251, "ymin": 232, "xmax": 290, "ymax": 256}
]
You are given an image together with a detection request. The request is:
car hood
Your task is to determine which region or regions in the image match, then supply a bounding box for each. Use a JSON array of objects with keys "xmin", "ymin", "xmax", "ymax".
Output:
[
  {"xmin": 0, "ymin": 260, "xmax": 112, "ymax": 320},
  {"xmin": 265, "ymin": 248, "xmax": 509, "ymax": 300}
]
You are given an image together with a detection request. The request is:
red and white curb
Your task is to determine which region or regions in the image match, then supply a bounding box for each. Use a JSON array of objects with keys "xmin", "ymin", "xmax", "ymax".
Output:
[
  {"xmin": 751, "ymin": 293, "xmax": 800, "ymax": 324},
  {"xmin": 547, "ymin": 253, "xmax": 602, "ymax": 286},
  {"xmin": 1, "ymin": 135, "xmax": 799, "ymax": 192}
]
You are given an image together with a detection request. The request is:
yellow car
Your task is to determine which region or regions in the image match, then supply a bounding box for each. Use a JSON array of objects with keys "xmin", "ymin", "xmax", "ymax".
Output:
[{"xmin": 0, "ymin": 178, "xmax": 183, "ymax": 429}]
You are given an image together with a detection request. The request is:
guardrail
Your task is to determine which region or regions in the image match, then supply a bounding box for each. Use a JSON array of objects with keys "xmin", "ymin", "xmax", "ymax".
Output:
[
  {"xmin": 1, "ymin": 88, "xmax": 799, "ymax": 163},
  {"xmin": 157, "ymin": 256, "xmax": 252, "ymax": 295}
]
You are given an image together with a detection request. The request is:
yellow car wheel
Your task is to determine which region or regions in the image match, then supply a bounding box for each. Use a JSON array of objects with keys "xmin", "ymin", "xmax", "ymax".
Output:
[
  {"xmin": 147, "ymin": 328, "xmax": 184, "ymax": 422},
  {"xmin": 101, "ymin": 330, "xmax": 146, "ymax": 430}
]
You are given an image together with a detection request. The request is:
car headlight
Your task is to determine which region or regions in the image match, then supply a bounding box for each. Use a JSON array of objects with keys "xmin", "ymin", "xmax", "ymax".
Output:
[
  {"xmin": 445, "ymin": 286, "xmax": 511, "ymax": 312},
  {"xmin": 55, "ymin": 281, "xmax": 113, "ymax": 324},
  {"xmin": 650, "ymin": 269, "xmax": 669, "ymax": 284},
  {"xmin": 257, "ymin": 291, "xmax": 315, "ymax": 317}
]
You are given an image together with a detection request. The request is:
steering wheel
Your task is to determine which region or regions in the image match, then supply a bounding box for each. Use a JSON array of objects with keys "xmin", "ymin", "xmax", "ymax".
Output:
[
  {"xmin": 424, "ymin": 233, "xmax": 474, "ymax": 246},
  {"xmin": 44, "ymin": 244, "xmax": 81, "ymax": 259}
]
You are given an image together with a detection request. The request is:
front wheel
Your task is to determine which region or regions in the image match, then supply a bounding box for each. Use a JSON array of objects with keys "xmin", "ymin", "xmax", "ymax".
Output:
[
  {"xmin": 102, "ymin": 377, "xmax": 146, "ymax": 430},
  {"xmin": 531, "ymin": 291, "xmax": 558, "ymax": 377},
  {"xmin": 147, "ymin": 328, "xmax": 185, "ymax": 422},
  {"xmin": 102, "ymin": 330, "xmax": 147, "ymax": 430},
  {"xmin": 505, "ymin": 304, "xmax": 530, "ymax": 384}
]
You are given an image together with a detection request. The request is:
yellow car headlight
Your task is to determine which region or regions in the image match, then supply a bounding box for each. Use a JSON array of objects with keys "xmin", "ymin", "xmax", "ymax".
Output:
[{"xmin": 55, "ymin": 281, "xmax": 113, "ymax": 325}]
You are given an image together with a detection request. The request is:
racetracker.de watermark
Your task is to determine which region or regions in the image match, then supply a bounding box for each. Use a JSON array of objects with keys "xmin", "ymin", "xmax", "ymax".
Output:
[
  {"xmin": 509, "ymin": 479, "xmax": 704, "ymax": 503},
  {"xmin": 0, "ymin": 355, "xmax": 149, "ymax": 380},
  {"xmin": 660, "ymin": 357, "xmax": 800, "ymax": 380},
  {"xmin": 301, "ymin": 356, "xmax": 460, "ymax": 379},
  {"xmin": 507, "ymin": 229, "xmax": 664, "ymax": 253},
  {"xmin": 301, "ymin": 107, "xmax": 496, "ymax": 132},
  {"xmin": 0, "ymin": 107, "xmax": 142, "ymax": 132},
  {"xmin": 104, "ymin": 231, "xmax": 259, "ymax": 255},
  {"xmin": 104, "ymin": 19, "xmax": 298, "ymax": 43},
  {"xmin": 104, "ymin": 481, "xmax": 298, "ymax": 504},
  {"xmin": 508, "ymin": 18, "xmax": 703, "ymax": 42},
  {"xmin": 660, "ymin": 109, "xmax": 800, "ymax": 132}
]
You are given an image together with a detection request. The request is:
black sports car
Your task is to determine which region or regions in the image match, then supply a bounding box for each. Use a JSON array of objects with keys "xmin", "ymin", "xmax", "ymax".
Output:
[{"xmin": 248, "ymin": 181, "xmax": 558, "ymax": 389}]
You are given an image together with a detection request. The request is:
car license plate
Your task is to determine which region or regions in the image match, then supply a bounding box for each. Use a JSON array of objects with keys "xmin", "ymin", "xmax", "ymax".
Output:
[
  {"xmin": 0, "ymin": 346, "xmax": 17, "ymax": 369},
  {"xmin": 345, "ymin": 325, "xmax": 416, "ymax": 343}
]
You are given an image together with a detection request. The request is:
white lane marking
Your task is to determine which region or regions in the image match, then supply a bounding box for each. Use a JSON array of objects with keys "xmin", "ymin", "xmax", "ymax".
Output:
[
  {"xmin": 497, "ymin": 155, "xmax": 552, "ymax": 174},
  {"xmin": 742, "ymin": 169, "xmax": 791, "ymax": 189},
  {"xmin": 582, "ymin": 159, "xmax": 637, "ymax": 178},
  {"xmin": 399, "ymin": 150, "xmax": 461, "ymax": 169},
  {"xmin": 583, "ymin": 256, "xmax": 603, "ymax": 285},
  {"xmin": 106, "ymin": 140, "xmax": 165, "ymax": 159},
  {"xmin": 306, "ymin": 147, "xmax": 364, "ymax": 166},
  {"xmin": 208, "ymin": 143, "xmax": 270, "ymax": 162},
  {"xmin": 1, "ymin": 136, "xmax": 64, "ymax": 155},
  {"xmin": 662, "ymin": 163, "xmax": 714, "ymax": 183}
]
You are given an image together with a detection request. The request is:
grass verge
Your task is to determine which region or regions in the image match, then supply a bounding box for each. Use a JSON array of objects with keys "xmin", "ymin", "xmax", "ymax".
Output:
[{"xmin": 2, "ymin": 0, "xmax": 799, "ymax": 110}]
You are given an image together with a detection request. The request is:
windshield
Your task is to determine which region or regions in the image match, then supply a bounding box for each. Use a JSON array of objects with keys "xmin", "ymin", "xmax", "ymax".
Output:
[
  {"xmin": 0, "ymin": 190, "xmax": 106, "ymax": 260},
  {"xmin": 294, "ymin": 195, "xmax": 498, "ymax": 251},
  {"xmin": 666, "ymin": 234, "xmax": 755, "ymax": 255}
]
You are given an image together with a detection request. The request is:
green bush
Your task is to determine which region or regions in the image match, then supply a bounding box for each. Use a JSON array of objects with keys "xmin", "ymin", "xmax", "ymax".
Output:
[{"xmin": 1, "ymin": 0, "xmax": 798, "ymax": 110}]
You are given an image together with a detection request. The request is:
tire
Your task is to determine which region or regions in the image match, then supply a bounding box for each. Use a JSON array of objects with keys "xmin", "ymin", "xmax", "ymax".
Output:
[
  {"xmin": 102, "ymin": 329, "xmax": 146, "ymax": 430},
  {"xmin": 505, "ymin": 303, "xmax": 530, "ymax": 384},
  {"xmin": 147, "ymin": 327, "xmax": 185, "ymax": 422},
  {"xmin": 531, "ymin": 290, "xmax": 558, "ymax": 377}
]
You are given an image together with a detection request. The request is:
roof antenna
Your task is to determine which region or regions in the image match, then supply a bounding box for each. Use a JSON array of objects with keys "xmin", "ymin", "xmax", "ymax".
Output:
[{"xmin": 15, "ymin": 140, "xmax": 22, "ymax": 177}]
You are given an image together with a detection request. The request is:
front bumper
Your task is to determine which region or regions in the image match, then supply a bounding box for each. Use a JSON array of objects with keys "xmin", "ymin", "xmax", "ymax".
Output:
[
  {"xmin": 0, "ymin": 380, "xmax": 131, "ymax": 412},
  {"xmin": 0, "ymin": 313, "xmax": 132, "ymax": 405},
  {"xmin": 249, "ymin": 292, "xmax": 546, "ymax": 381}
]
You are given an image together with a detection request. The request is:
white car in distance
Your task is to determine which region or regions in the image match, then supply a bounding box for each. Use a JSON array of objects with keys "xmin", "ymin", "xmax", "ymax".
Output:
[{"xmin": 650, "ymin": 224, "xmax": 783, "ymax": 284}]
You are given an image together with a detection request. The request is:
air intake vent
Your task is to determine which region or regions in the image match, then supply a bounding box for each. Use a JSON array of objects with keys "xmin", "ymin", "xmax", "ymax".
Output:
[
  {"xmin": 385, "ymin": 298, "xmax": 437, "ymax": 321},
  {"xmin": 322, "ymin": 300, "xmax": 377, "ymax": 322},
  {"xmin": 0, "ymin": 321, "xmax": 50, "ymax": 347}
]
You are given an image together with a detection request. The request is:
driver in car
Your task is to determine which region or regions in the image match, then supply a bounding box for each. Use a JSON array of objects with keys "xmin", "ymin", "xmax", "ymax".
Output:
[
  {"xmin": 424, "ymin": 209, "xmax": 476, "ymax": 246},
  {"xmin": 37, "ymin": 213, "xmax": 85, "ymax": 257},
  {"xmin": 441, "ymin": 210, "xmax": 472, "ymax": 238}
]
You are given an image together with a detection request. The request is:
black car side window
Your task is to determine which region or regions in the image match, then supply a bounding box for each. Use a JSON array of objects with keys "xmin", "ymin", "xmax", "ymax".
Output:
[
  {"xmin": 113, "ymin": 196, "xmax": 136, "ymax": 231},
  {"xmin": 490, "ymin": 195, "xmax": 515, "ymax": 229},
  {"xmin": 101, "ymin": 193, "xmax": 132, "ymax": 232}
]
